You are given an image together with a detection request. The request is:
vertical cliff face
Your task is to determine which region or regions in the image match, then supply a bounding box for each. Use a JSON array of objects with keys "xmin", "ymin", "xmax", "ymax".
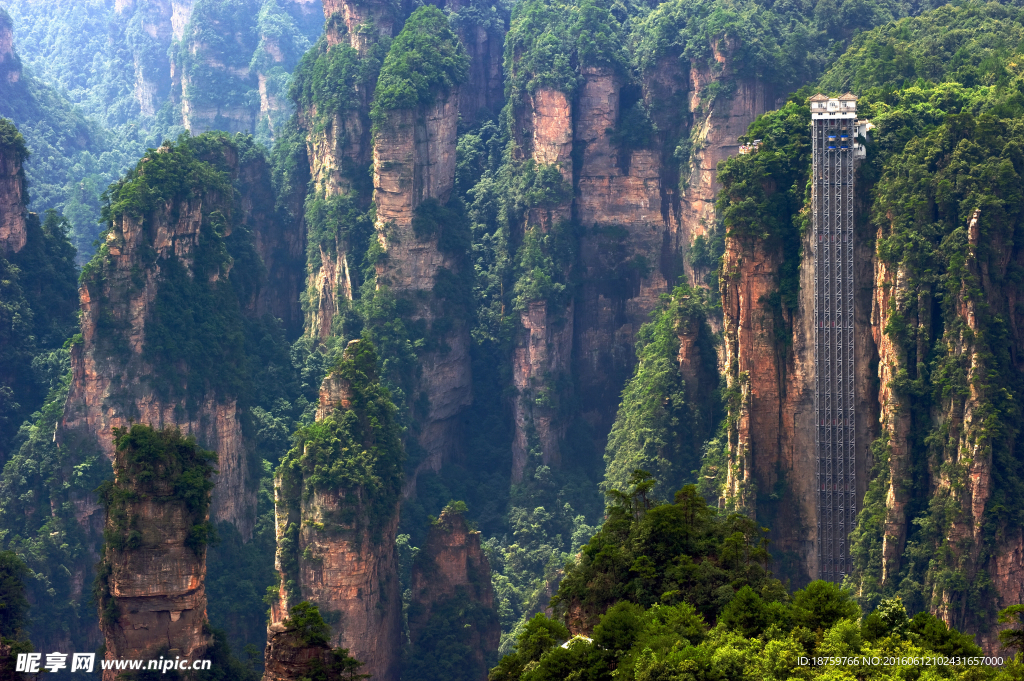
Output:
[
  {"xmin": 368, "ymin": 7, "xmax": 472, "ymax": 476},
  {"xmin": 720, "ymin": 230, "xmax": 821, "ymax": 584},
  {"xmin": 97, "ymin": 425, "xmax": 215, "ymax": 679},
  {"xmin": 444, "ymin": 0, "xmax": 505, "ymax": 123},
  {"xmin": 322, "ymin": 0, "xmax": 395, "ymax": 52},
  {"xmin": 60, "ymin": 135, "xmax": 295, "ymax": 538},
  {"xmin": 373, "ymin": 87, "xmax": 473, "ymax": 472},
  {"xmin": 271, "ymin": 340, "xmax": 404, "ymax": 681},
  {"xmin": 179, "ymin": 3, "xmax": 258, "ymax": 134},
  {"xmin": 0, "ymin": 9, "xmax": 21, "ymax": 85},
  {"xmin": 0, "ymin": 120, "xmax": 26, "ymax": 255},
  {"xmin": 572, "ymin": 63, "xmax": 684, "ymax": 445},
  {"xmin": 242, "ymin": 151, "xmax": 306, "ymax": 336},
  {"xmin": 714, "ymin": 102, "xmax": 870, "ymax": 585},
  {"xmin": 295, "ymin": 0, "xmax": 393, "ymax": 341},
  {"xmin": 115, "ymin": 0, "xmax": 175, "ymax": 116},
  {"xmin": 263, "ymin": 624, "xmax": 333, "ymax": 681},
  {"xmin": 407, "ymin": 505, "xmax": 500, "ymax": 680},
  {"xmin": 680, "ymin": 47, "xmax": 775, "ymax": 262},
  {"xmin": 507, "ymin": 85, "xmax": 576, "ymax": 482}
]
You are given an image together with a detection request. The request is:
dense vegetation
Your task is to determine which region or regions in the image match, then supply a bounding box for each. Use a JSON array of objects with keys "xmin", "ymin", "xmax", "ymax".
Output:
[
  {"xmin": 274, "ymin": 340, "xmax": 405, "ymax": 599},
  {"xmin": 847, "ymin": 91, "xmax": 1024, "ymax": 629},
  {"xmin": 9, "ymin": 0, "xmax": 1024, "ymax": 672},
  {"xmin": 603, "ymin": 287, "xmax": 720, "ymax": 499},
  {"xmin": 97, "ymin": 425, "xmax": 218, "ymax": 554},
  {"xmin": 490, "ymin": 482, "xmax": 1015, "ymax": 681},
  {"xmin": 371, "ymin": 5, "xmax": 469, "ymax": 121},
  {"xmin": 0, "ymin": 0, "xmax": 321, "ymax": 258}
]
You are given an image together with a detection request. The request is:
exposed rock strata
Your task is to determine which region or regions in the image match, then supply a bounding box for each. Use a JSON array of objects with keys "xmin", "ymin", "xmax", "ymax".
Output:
[
  {"xmin": 263, "ymin": 622, "xmax": 334, "ymax": 681},
  {"xmin": 409, "ymin": 507, "xmax": 500, "ymax": 678},
  {"xmin": 721, "ymin": 233, "xmax": 820, "ymax": 584},
  {"xmin": 0, "ymin": 128, "xmax": 25, "ymax": 254},
  {"xmin": 0, "ymin": 8, "xmax": 21, "ymax": 85},
  {"xmin": 60, "ymin": 141, "xmax": 295, "ymax": 538},
  {"xmin": 679, "ymin": 41, "xmax": 776, "ymax": 281},
  {"xmin": 506, "ymin": 41, "xmax": 777, "ymax": 479},
  {"xmin": 322, "ymin": 0, "xmax": 395, "ymax": 52},
  {"xmin": 445, "ymin": 0, "xmax": 504, "ymax": 123},
  {"xmin": 871, "ymin": 208, "xmax": 1024, "ymax": 651},
  {"xmin": 97, "ymin": 431, "xmax": 212, "ymax": 680},
  {"xmin": 573, "ymin": 65, "xmax": 681, "ymax": 443},
  {"xmin": 373, "ymin": 89, "xmax": 472, "ymax": 474},
  {"xmin": 269, "ymin": 345, "xmax": 403, "ymax": 681}
]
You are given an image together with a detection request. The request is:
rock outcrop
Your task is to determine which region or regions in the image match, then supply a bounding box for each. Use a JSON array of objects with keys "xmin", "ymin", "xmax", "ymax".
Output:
[
  {"xmin": 96, "ymin": 425, "xmax": 214, "ymax": 680},
  {"xmin": 0, "ymin": 119, "xmax": 26, "ymax": 255},
  {"xmin": 720, "ymin": 232, "xmax": 823, "ymax": 584},
  {"xmin": 679, "ymin": 41, "xmax": 776, "ymax": 277},
  {"xmin": 178, "ymin": 8, "xmax": 258, "ymax": 134},
  {"xmin": 0, "ymin": 9, "xmax": 20, "ymax": 86},
  {"xmin": 444, "ymin": 0, "xmax": 504, "ymax": 123},
  {"xmin": 298, "ymin": 0, "xmax": 393, "ymax": 340},
  {"xmin": 270, "ymin": 340, "xmax": 404, "ymax": 681},
  {"xmin": 408, "ymin": 506, "xmax": 500, "ymax": 680},
  {"xmin": 60, "ymin": 136, "xmax": 295, "ymax": 538},
  {"xmin": 370, "ymin": 14, "xmax": 473, "ymax": 477},
  {"xmin": 509, "ymin": 86, "xmax": 575, "ymax": 481},
  {"xmin": 263, "ymin": 622, "xmax": 334, "ymax": 681},
  {"xmin": 504, "ymin": 34, "xmax": 779, "ymax": 480},
  {"xmin": 115, "ymin": 0, "xmax": 175, "ymax": 116},
  {"xmin": 717, "ymin": 109, "xmax": 875, "ymax": 585}
]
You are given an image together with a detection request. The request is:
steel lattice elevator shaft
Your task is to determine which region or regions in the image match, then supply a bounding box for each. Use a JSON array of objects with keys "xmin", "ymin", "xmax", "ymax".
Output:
[{"xmin": 810, "ymin": 94, "xmax": 859, "ymax": 582}]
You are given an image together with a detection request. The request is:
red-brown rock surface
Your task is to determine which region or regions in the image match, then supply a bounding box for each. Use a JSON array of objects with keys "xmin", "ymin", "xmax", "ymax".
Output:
[
  {"xmin": 409, "ymin": 507, "xmax": 500, "ymax": 678},
  {"xmin": 269, "ymin": 357, "xmax": 403, "ymax": 681},
  {"xmin": 97, "ymin": 434, "xmax": 212, "ymax": 680},
  {"xmin": 373, "ymin": 90, "xmax": 473, "ymax": 475},
  {"xmin": 60, "ymin": 141, "xmax": 296, "ymax": 539},
  {"xmin": 720, "ymin": 232, "xmax": 820, "ymax": 584},
  {"xmin": 0, "ymin": 125, "xmax": 25, "ymax": 255},
  {"xmin": 263, "ymin": 623, "xmax": 334, "ymax": 681}
]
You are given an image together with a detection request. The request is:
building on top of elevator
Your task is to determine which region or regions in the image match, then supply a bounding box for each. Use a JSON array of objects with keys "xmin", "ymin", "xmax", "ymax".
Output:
[{"xmin": 810, "ymin": 93, "xmax": 873, "ymax": 158}]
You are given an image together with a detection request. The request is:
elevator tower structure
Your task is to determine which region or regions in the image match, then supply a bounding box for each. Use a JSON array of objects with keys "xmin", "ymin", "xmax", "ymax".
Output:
[{"xmin": 810, "ymin": 93, "xmax": 866, "ymax": 582}]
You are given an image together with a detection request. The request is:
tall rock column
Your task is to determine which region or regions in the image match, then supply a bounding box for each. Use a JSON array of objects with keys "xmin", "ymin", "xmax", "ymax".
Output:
[
  {"xmin": 509, "ymin": 85, "xmax": 576, "ymax": 481},
  {"xmin": 270, "ymin": 340, "xmax": 404, "ymax": 681},
  {"xmin": 716, "ymin": 102, "xmax": 861, "ymax": 585},
  {"xmin": 297, "ymin": 0, "xmax": 396, "ymax": 341},
  {"xmin": 115, "ymin": 0, "xmax": 174, "ymax": 116},
  {"xmin": 369, "ymin": 6, "xmax": 472, "ymax": 476},
  {"xmin": 679, "ymin": 38, "xmax": 775, "ymax": 283},
  {"xmin": 0, "ymin": 117, "xmax": 26, "ymax": 254},
  {"xmin": 60, "ymin": 136, "xmax": 293, "ymax": 538},
  {"xmin": 96, "ymin": 425, "xmax": 215, "ymax": 678},
  {"xmin": 573, "ymin": 62, "xmax": 688, "ymax": 445},
  {"xmin": 407, "ymin": 504, "xmax": 500, "ymax": 680},
  {"xmin": 177, "ymin": 1, "xmax": 258, "ymax": 133},
  {"xmin": 443, "ymin": 0, "xmax": 505, "ymax": 123}
]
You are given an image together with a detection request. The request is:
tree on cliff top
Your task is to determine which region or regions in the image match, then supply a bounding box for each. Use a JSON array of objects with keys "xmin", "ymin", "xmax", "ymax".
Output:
[
  {"xmin": 278, "ymin": 339, "xmax": 405, "ymax": 534},
  {"xmin": 371, "ymin": 5, "xmax": 469, "ymax": 123},
  {"xmin": 503, "ymin": 0, "xmax": 627, "ymax": 103},
  {"xmin": 98, "ymin": 424, "xmax": 218, "ymax": 554},
  {"xmin": 0, "ymin": 551, "xmax": 29, "ymax": 640},
  {"xmin": 0, "ymin": 118, "xmax": 28, "ymax": 167}
]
